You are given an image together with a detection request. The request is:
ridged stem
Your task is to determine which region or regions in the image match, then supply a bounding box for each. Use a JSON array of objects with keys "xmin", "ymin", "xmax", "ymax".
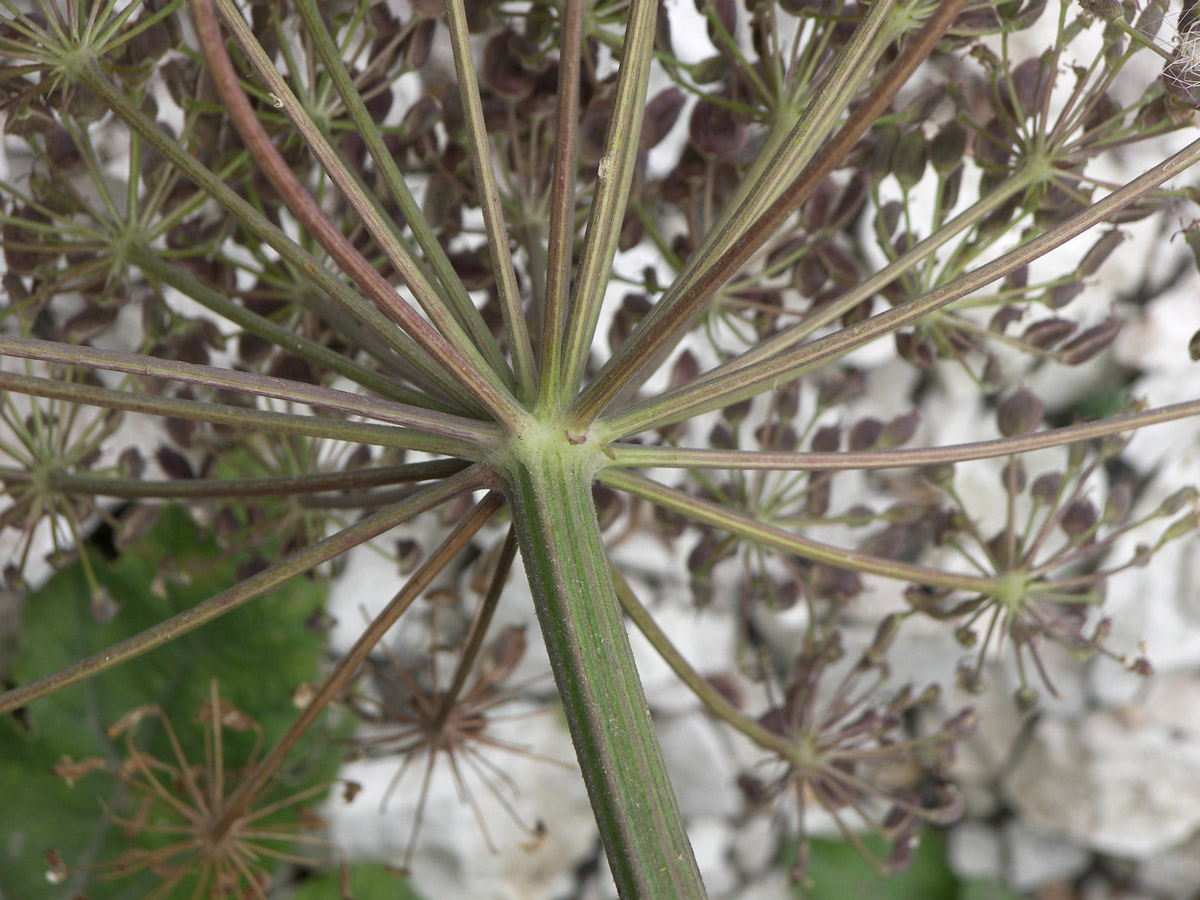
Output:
[{"xmin": 502, "ymin": 442, "xmax": 706, "ymax": 898}]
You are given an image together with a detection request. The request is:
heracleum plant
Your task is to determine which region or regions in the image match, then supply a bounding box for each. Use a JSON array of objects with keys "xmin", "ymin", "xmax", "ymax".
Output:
[{"xmin": 2, "ymin": 0, "xmax": 1200, "ymax": 895}]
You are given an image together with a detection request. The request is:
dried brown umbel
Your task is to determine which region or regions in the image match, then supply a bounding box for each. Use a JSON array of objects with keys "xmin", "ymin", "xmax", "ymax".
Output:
[
  {"xmin": 50, "ymin": 680, "xmax": 348, "ymax": 899},
  {"xmin": 343, "ymin": 595, "xmax": 560, "ymax": 868},
  {"xmin": 742, "ymin": 628, "xmax": 971, "ymax": 881}
]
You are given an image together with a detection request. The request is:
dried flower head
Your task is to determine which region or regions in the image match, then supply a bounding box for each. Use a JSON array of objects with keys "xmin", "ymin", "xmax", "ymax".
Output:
[
  {"xmin": 0, "ymin": 368, "xmax": 124, "ymax": 609},
  {"xmin": 344, "ymin": 604, "xmax": 559, "ymax": 869},
  {"xmin": 743, "ymin": 628, "xmax": 971, "ymax": 882},
  {"xmin": 51, "ymin": 680, "xmax": 347, "ymax": 899},
  {"xmin": 909, "ymin": 430, "xmax": 1188, "ymax": 705}
]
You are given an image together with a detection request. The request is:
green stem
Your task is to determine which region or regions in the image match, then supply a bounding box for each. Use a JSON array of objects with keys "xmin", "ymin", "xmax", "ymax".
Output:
[
  {"xmin": 600, "ymin": 468, "xmax": 1001, "ymax": 593},
  {"xmin": 710, "ymin": 166, "xmax": 1039, "ymax": 380},
  {"xmin": 692, "ymin": 0, "xmax": 901, "ymax": 266},
  {"xmin": 611, "ymin": 568, "xmax": 795, "ymax": 759},
  {"xmin": 434, "ymin": 528, "xmax": 518, "ymax": 731},
  {"xmin": 571, "ymin": 0, "xmax": 968, "ymax": 428},
  {"xmin": 0, "ymin": 369, "xmax": 475, "ymax": 458},
  {"xmin": 536, "ymin": 0, "xmax": 585, "ymax": 414},
  {"xmin": 443, "ymin": 0, "xmax": 536, "ymax": 398},
  {"xmin": 600, "ymin": 132, "xmax": 1200, "ymax": 438},
  {"xmin": 0, "ymin": 466, "xmax": 486, "ymax": 715},
  {"xmin": 0, "ymin": 334, "xmax": 499, "ymax": 449},
  {"xmin": 67, "ymin": 55, "xmax": 478, "ymax": 412},
  {"xmin": 558, "ymin": 0, "xmax": 661, "ymax": 405},
  {"xmin": 214, "ymin": 0, "xmax": 516, "ymax": 394},
  {"xmin": 0, "ymin": 460, "xmax": 468, "ymax": 500},
  {"xmin": 603, "ymin": 397, "xmax": 1200, "ymax": 469},
  {"xmin": 289, "ymin": 0, "xmax": 513, "ymax": 388},
  {"xmin": 128, "ymin": 244, "xmax": 437, "ymax": 411},
  {"xmin": 189, "ymin": 0, "xmax": 524, "ymax": 430},
  {"xmin": 213, "ymin": 491, "xmax": 505, "ymax": 837},
  {"xmin": 503, "ymin": 446, "xmax": 706, "ymax": 898}
]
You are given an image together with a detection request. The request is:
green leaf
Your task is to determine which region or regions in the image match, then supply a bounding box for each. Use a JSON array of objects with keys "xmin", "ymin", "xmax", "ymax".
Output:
[
  {"xmin": 286, "ymin": 862, "xmax": 428, "ymax": 900},
  {"xmin": 1068, "ymin": 386, "xmax": 1130, "ymax": 422},
  {"xmin": 958, "ymin": 879, "xmax": 1020, "ymax": 900},
  {"xmin": 0, "ymin": 506, "xmax": 337, "ymax": 900},
  {"xmin": 790, "ymin": 832, "xmax": 958, "ymax": 900}
]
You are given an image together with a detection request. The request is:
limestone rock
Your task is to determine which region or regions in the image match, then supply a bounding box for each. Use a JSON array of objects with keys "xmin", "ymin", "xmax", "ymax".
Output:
[{"xmin": 1004, "ymin": 709, "xmax": 1200, "ymax": 857}]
